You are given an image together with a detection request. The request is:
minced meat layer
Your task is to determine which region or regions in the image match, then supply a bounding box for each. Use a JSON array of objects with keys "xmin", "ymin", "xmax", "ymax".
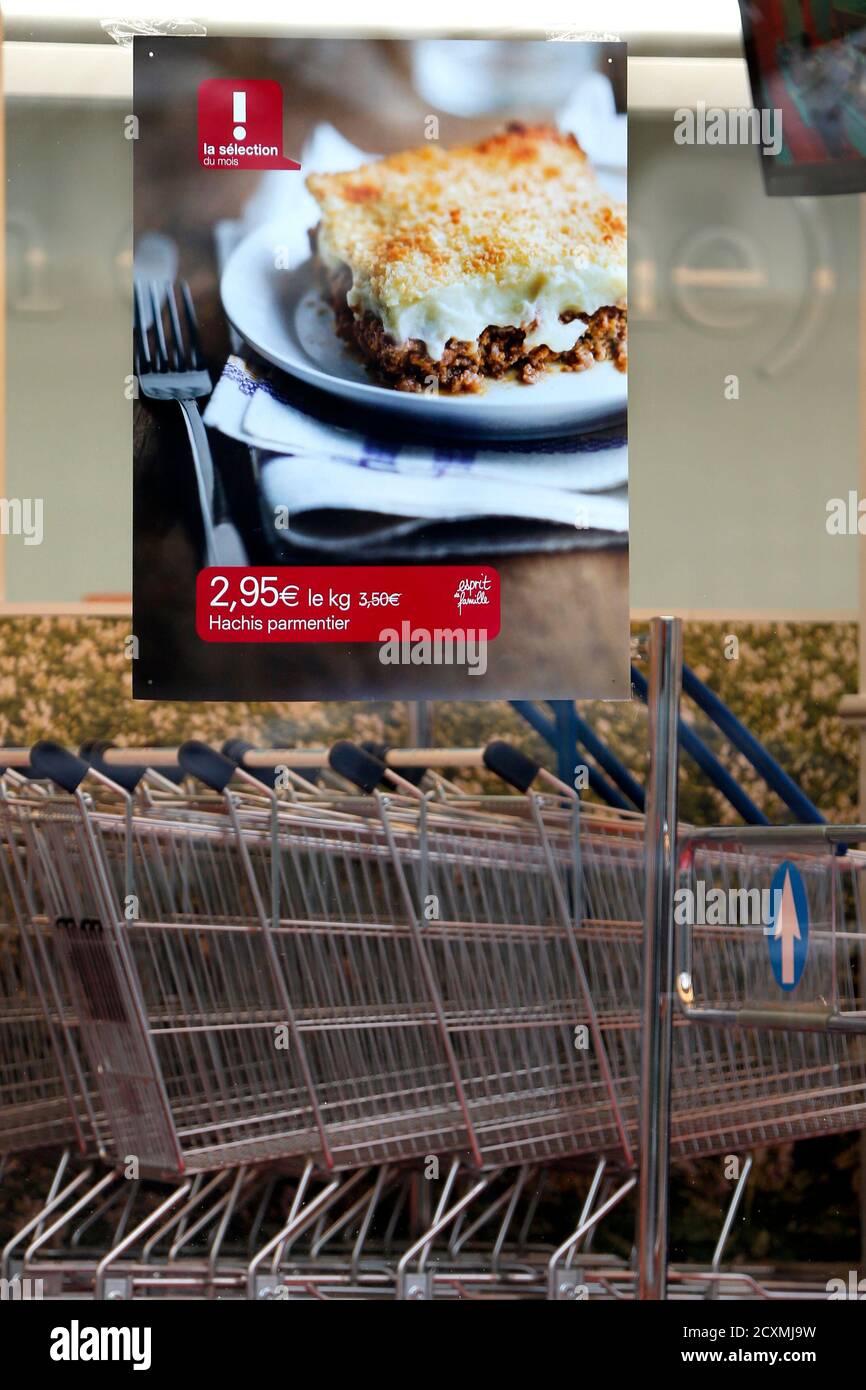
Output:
[{"xmin": 321, "ymin": 264, "xmax": 627, "ymax": 394}]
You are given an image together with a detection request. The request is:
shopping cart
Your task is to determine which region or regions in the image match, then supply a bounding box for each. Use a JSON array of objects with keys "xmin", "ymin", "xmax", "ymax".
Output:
[
  {"xmin": 0, "ymin": 746, "xmax": 229, "ymax": 1164},
  {"xmin": 0, "ymin": 1145, "xmax": 839, "ymax": 1302},
  {"xmin": 673, "ymin": 828, "xmax": 866, "ymax": 1153},
  {"xmin": 0, "ymin": 769, "xmax": 94, "ymax": 1156},
  {"xmin": 8, "ymin": 735, "xmax": 866, "ymax": 1185},
  {"xmin": 2, "ymin": 741, "xmax": 635, "ymax": 1177},
  {"xmin": 4, "ymin": 673, "xmax": 866, "ymax": 1299}
]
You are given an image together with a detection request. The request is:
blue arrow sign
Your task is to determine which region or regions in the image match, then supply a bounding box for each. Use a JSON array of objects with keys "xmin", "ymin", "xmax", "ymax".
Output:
[{"xmin": 767, "ymin": 860, "xmax": 809, "ymax": 991}]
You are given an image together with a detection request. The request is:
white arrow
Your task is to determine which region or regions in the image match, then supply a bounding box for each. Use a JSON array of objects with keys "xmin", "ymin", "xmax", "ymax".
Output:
[{"xmin": 773, "ymin": 869, "xmax": 802, "ymax": 985}]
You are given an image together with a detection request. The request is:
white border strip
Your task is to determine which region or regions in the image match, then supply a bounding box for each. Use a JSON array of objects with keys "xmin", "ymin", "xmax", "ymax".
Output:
[{"xmin": 3, "ymin": 44, "xmax": 750, "ymax": 109}]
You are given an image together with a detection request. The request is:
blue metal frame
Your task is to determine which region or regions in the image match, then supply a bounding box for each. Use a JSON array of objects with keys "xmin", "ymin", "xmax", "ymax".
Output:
[
  {"xmin": 510, "ymin": 700, "xmax": 632, "ymax": 811},
  {"xmin": 680, "ymin": 664, "xmax": 824, "ymax": 825},
  {"xmin": 510, "ymin": 653, "xmax": 825, "ymax": 827},
  {"xmin": 630, "ymin": 668, "xmax": 770, "ymax": 826},
  {"xmin": 548, "ymin": 701, "xmax": 646, "ymax": 811}
]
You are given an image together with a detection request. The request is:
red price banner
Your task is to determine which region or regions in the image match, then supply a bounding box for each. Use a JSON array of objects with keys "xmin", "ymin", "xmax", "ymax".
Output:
[{"xmin": 196, "ymin": 566, "xmax": 501, "ymax": 644}]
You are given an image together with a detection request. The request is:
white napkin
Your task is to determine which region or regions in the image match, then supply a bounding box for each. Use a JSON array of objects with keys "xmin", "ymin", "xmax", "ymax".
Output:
[
  {"xmin": 206, "ymin": 122, "xmax": 627, "ymax": 535},
  {"xmin": 260, "ymin": 456, "xmax": 627, "ymax": 529},
  {"xmin": 205, "ymin": 356, "xmax": 627, "ymax": 531}
]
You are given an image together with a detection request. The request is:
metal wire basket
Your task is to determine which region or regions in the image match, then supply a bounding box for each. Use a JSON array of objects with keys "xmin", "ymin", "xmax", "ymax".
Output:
[{"xmin": 5, "ymin": 759, "xmax": 866, "ymax": 1185}]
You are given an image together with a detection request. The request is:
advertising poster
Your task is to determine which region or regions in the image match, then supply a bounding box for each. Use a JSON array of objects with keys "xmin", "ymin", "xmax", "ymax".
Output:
[{"xmin": 132, "ymin": 36, "xmax": 628, "ymax": 699}]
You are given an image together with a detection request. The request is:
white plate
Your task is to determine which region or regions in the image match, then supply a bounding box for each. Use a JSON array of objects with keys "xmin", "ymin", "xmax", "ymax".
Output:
[{"xmin": 220, "ymin": 221, "xmax": 627, "ymax": 440}]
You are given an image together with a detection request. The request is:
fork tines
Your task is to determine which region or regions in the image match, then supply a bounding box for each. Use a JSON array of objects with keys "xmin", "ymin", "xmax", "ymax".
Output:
[{"xmin": 133, "ymin": 279, "xmax": 204, "ymax": 376}]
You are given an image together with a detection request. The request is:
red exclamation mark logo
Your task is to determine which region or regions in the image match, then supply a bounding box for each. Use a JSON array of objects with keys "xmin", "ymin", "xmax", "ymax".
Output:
[
  {"xmin": 232, "ymin": 91, "xmax": 247, "ymax": 141},
  {"xmin": 198, "ymin": 80, "xmax": 301, "ymax": 169}
]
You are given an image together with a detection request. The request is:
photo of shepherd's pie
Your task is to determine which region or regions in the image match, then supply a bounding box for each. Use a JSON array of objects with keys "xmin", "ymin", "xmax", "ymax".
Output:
[{"xmin": 306, "ymin": 124, "xmax": 627, "ymax": 394}]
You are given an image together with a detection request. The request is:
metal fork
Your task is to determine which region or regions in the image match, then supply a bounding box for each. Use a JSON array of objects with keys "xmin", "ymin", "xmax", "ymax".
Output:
[{"xmin": 134, "ymin": 279, "xmax": 245, "ymax": 567}]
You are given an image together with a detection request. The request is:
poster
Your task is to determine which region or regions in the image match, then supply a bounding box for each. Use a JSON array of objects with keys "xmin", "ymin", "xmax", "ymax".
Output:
[{"xmin": 132, "ymin": 36, "xmax": 628, "ymax": 699}]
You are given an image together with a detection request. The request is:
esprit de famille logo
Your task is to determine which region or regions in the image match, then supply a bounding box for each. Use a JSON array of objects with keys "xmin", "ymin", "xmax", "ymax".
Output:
[{"xmin": 453, "ymin": 575, "xmax": 493, "ymax": 616}]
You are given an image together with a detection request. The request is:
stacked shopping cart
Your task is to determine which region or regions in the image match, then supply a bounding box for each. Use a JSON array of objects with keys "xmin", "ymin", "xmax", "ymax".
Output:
[{"xmin": 1, "ymin": 726, "xmax": 865, "ymax": 1299}]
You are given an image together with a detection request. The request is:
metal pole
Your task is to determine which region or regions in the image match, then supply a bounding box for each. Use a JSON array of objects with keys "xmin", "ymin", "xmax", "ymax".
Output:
[
  {"xmin": 407, "ymin": 701, "xmax": 430, "ymax": 748},
  {"xmin": 638, "ymin": 615, "xmax": 682, "ymax": 1300}
]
